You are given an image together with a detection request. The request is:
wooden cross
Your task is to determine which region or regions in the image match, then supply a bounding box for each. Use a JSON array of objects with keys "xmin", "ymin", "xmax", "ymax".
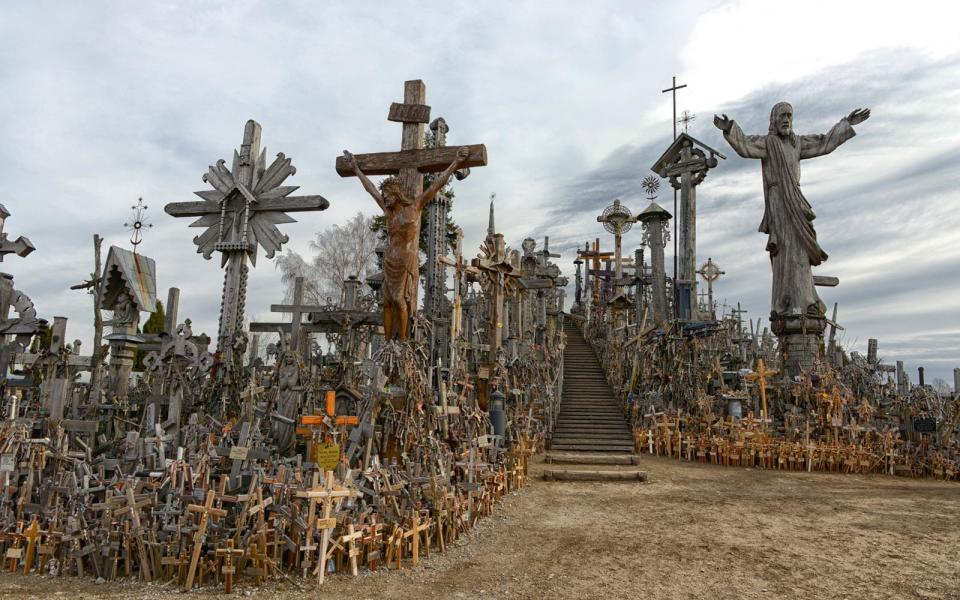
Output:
[
  {"xmin": 744, "ymin": 358, "xmax": 778, "ymax": 421},
  {"xmin": 295, "ymin": 470, "xmax": 357, "ymax": 584},
  {"xmin": 267, "ymin": 275, "xmax": 310, "ymax": 355},
  {"xmin": 164, "ymin": 120, "xmax": 330, "ymax": 358},
  {"xmin": 250, "ymin": 275, "xmax": 382, "ymax": 340},
  {"xmin": 215, "ymin": 539, "xmax": 245, "ymax": 594},
  {"xmin": 696, "ymin": 257, "xmax": 724, "ymax": 320},
  {"xmin": 239, "ymin": 378, "xmax": 265, "ymax": 410},
  {"xmin": 115, "ymin": 485, "xmax": 154, "ymax": 582},
  {"xmin": 439, "ymin": 227, "xmax": 480, "ymax": 371},
  {"xmin": 184, "ymin": 489, "xmax": 228, "ymax": 590},
  {"xmin": 577, "ymin": 239, "xmax": 613, "ymax": 305},
  {"xmin": 4, "ymin": 521, "xmax": 24, "ymax": 573},
  {"xmin": 338, "ymin": 522, "xmax": 363, "ymax": 576},
  {"xmin": 336, "ymin": 80, "xmax": 487, "ymax": 340},
  {"xmin": 403, "ymin": 512, "xmax": 431, "ymax": 567},
  {"xmin": 20, "ymin": 517, "xmax": 39, "ymax": 575},
  {"xmin": 471, "ymin": 235, "xmax": 522, "ymax": 355},
  {"xmin": 362, "ymin": 519, "xmax": 384, "ymax": 568},
  {"xmin": 335, "ymin": 80, "xmax": 486, "ymax": 193}
]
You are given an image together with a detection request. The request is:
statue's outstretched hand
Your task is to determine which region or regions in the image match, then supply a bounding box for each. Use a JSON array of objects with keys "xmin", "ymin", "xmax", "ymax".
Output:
[
  {"xmin": 846, "ymin": 108, "xmax": 871, "ymax": 126},
  {"xmin": 456, "ymin": 146, "xmax": 470, "ymax": 163},
  {"xmin": 713, "ymin": 114, "xmax": 733, "ymax": 133},
  {"xmin": 342, "ymin": 150, "xmax": 359, "ymax": 171}
]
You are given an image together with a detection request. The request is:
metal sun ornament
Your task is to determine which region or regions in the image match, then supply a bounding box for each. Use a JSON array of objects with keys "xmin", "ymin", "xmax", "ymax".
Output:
[
  {"xmin": 641, "ymin": 175, "xmax": 661, "ymax": 199},
  {"xmin": 124, "ymin": 197, "xmax": 152, "ymax": 252}
]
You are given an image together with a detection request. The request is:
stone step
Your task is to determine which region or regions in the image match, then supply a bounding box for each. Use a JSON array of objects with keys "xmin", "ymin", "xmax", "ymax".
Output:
[
  {"xmin": 543, "ymin": 469, "xmax": 648, "ymax": 482},
  {"xmin": 552, "ymin": 437, "xmax": 635, "ymax": 445},
  {"xmin": 554, "ymin": 426, "xmax": 632, "ymax": 434},
  {"xmin": 555, "ymin": 422, "xmax": 629, "ymax": 428},
  {"xmin": 560, "ymin": 399, "xmax": 620, "ymax": 404},
  {"xmin": 553, "ymin": 432, "xmax": 634, "ymax": 440},
  {"xmin": 545, "ymin": 453, "xmax": 639, "ymax": 465},
  {"xmin": 556, "ymin": 423, "xmax": 629, "ymax": 428},
  {"xmin": 550, "ymin": 443, "xmax": 636, "ymax": 452},
  {"xmin": 553, "ymin": 428, "xmax": 633, "ymax": 436},
  {"xmin": 550, "ymin": 436, "xmax": 635, "ymax": 445},
  {"xmin": 557, "ymin": 416, "xmax": 627, "ymax": 423}
]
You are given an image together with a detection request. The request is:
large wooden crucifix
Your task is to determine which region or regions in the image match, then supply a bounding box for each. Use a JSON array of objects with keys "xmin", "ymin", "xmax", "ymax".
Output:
[
  {"xmin": 337, "ymin": 80, "xmax": 488, "ymax": 341},
  {"xmin": 165, "ymin": 120, "xmax": 330, "ymax": 362}
]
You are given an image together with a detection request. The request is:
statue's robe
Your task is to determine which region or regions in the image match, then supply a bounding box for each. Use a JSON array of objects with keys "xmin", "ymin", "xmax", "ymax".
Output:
[{"xmin": 723, "ymin": 119, "xmax": 855, "ymax": 318}]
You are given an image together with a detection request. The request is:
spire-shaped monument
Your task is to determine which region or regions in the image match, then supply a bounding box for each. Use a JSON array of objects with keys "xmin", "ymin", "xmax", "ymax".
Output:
[{"xmin": 486, "ymin": 192, "xmax": 496, "ymax": 242}]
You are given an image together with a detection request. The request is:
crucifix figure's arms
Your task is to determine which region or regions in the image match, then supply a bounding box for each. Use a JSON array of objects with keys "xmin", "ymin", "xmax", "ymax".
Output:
[
  {"xmin": 417, "ymin": 147, "xmax": 470, "ymax": 212},
  {"xmin": 343, "ymin": 150, "xmax": 385, "ymax": 211}
]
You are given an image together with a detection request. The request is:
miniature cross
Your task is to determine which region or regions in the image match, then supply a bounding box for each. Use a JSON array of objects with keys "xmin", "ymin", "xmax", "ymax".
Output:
[
  {"xmin": 744, "ymin": 358, "xmax": 778, "ymax": 421},
  {"xmin": 296, "ymin": 470, "xmax": 357, "ymax": 584},
  {"xmin": 215, "ymin": 539, "xmax": 245, "ymax": 594},
  {"xmin": 184, "ymin": 489, "xmax": 228, "ymax": 590}
]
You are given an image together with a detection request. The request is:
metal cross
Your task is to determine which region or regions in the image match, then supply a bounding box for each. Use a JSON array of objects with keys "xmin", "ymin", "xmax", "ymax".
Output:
[{"xmin": 661, "ymin": 76, "xmax": 688, "ymax": 141}]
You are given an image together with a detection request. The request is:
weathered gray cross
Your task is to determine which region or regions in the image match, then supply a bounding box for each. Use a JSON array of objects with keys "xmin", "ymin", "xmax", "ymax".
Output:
[
  {"xmin": 0, "ymin": 204, "xmax": 34, "ymax": 262},
  {"xmin": 164, "ymin": 120, "xmax": 329, "ymax": 361},
  {"xmin": 335, "ymin": 80, "xmax": 487, "ymax": 199}
]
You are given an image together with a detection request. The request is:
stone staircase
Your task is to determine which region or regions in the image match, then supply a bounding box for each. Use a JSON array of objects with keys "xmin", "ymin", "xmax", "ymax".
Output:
[
  {"xmin": 551, "ymin": 318, "xmax": 635, "ymax": 453},
  {"xmin": 543, "ymin": 318, "xmax": 645, "ymax": 482}
]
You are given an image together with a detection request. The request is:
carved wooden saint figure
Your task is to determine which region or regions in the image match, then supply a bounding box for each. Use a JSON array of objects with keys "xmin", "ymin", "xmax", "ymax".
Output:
[
  {"xmin": 714, "ymin": 103, "xmax": 870, "ymax": 320},
  {"xmin": 273, "ymin": 350, "xmax": 300, "ymax": 454},
  {"xmin": 342, "ymin": 147, "xmax": 470, "ymax": 340}
]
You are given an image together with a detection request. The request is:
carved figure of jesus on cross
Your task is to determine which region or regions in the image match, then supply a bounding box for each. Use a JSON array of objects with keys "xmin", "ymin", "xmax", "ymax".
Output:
[{"xmin": 337, "ymin": 80, "xmax": 487, "ymax": 341}]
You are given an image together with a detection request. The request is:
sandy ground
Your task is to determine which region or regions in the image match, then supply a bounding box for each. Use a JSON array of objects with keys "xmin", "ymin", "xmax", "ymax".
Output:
[{"xmin": 2, "ymin": 455, "xmax": 958, "ymax": 600}]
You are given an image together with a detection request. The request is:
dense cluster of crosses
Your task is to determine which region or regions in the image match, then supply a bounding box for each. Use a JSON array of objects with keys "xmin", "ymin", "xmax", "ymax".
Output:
[
  {"xmin": 0, "ymin": 80, "xmax": 566, "ymax": 591},
  {"xmin": 570, "ymin": 92, "xmax": 958, "ymax": 481}
]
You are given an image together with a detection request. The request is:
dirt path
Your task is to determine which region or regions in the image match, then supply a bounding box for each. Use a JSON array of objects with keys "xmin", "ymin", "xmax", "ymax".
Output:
[{"xmin": 3, "ymin": 456, "xmax": 959, "ymax": 600}]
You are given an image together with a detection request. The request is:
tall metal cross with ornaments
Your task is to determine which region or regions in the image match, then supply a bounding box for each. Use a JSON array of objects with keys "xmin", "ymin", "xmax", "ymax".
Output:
[{"xmin": 165, "ymin": 120, "xmax": 329, "ymax": 363}]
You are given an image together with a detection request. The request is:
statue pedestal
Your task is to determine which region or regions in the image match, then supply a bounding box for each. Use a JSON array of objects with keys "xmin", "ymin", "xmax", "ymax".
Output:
[
  {"xmin": 771, "ymin": 314, "xmax": 825, "ymax": 377},
  {"xmin": 105, "ymin": 324, "xmax": 142, "ymax": 399}
]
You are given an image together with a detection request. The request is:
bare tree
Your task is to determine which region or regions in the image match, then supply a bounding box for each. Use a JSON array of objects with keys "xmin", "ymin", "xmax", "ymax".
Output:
[
  {"xmin": 932, "ymin": 378, "xmax": 952, "ymax": 398},
  {"xmin": 274, "ymin": 211, "xmax": 378, "ymax": 305}
]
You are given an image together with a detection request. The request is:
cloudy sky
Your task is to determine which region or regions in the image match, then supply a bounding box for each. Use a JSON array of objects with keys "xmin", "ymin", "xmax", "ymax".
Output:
[{"xmin": 1, "ymin": 1, "xmax": 957, "ymax": 384}]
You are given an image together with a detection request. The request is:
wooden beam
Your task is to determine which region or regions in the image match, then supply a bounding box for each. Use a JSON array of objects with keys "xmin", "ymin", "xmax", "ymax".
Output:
[
  {"xmin": 813, "ymin": 275, "xmax": 839, "ymax": 287},
  {"xmin": 164, "ymin": 195, "xmax": 329, "ymax": 218},
  {"xmin": 335, "ymin": 144, "xmax": 487, "ymax": 177}
]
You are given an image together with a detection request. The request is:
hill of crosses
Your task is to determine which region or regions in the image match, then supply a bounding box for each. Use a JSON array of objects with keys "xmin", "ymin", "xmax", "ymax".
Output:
[{"xmin": 0, "ymin": 79, "xmax": 956, "ymax": 597}]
